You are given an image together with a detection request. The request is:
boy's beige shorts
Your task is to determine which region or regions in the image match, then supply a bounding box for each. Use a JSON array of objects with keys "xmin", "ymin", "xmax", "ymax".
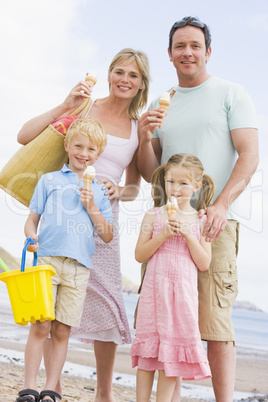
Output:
[
  {"xmin": 134, "ymin": 220, "xmax": 239, "ymax": 342},
  {"xmin": 38, "ymin": 256, "xmax": 90, "ymax": 328}
]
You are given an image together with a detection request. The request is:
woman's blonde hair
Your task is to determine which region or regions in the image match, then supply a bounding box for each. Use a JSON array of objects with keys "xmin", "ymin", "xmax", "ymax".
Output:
[
  {"xmin": 151, "ymin": 153, "xmax": 215, "ymax": 210},
  {"xmin": 108, "ymin": 48, "xmax": 150, "ymax": 120},
  {"xmin": 65, "ymin": 117, "xmax": 107, "ymax": 154}
]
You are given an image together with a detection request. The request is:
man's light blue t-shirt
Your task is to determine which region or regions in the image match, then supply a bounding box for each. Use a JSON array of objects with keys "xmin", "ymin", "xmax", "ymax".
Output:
[
  {"xmin": 151, "ymin": 76, "xmax": 258, "ymax": 219},
  {"xmin": 29, "ymin": 164, "xmax": 113, "ymax": 269}
]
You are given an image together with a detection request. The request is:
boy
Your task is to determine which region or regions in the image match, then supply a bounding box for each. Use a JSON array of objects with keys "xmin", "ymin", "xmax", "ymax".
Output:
[{"xmin": 16, "ymin": 118, "xmax": 113, "ymax": 402}]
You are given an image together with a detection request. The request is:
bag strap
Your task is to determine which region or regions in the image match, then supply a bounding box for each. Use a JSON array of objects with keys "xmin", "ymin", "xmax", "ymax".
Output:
[
  {"xmin": 80, "ymin": 97, "xmax": 92, "ymax": 117},
  {"xmin": 72, "ymin": 98, "xmax": 92, "ymax": 117}
]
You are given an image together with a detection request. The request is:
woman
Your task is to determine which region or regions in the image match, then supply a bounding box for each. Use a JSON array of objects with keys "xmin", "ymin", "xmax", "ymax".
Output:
[{"xmin": 17, "ymin": 48, "xmax": 150, "ymax": 402}]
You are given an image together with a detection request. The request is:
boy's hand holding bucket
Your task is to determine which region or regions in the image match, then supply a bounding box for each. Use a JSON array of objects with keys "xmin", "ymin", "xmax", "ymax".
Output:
[{"xmin": 25, "ymin": 234, "xmax": 39, "ymax": 252}]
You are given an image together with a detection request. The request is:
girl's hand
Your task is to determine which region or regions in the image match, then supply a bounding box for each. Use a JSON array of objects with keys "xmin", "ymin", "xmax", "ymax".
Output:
[
  {"xmin": 80, "ymin": 187, "xmax": 95, "ymax": 210},
  {"xmin": 162, "ymin": 221, "xmax": 177, "ymax": 239},
  {"xmin": 168, "ymin": 219, "xmax": 194, "ymax": 239},
  {"xmin": 98, "ymin": 178, "xmax": 120, "ymax": 200},
  {"xmin": 25, "ymin": 235, "xmax": 39, "ymax": 252},
  {"xmin": 62, "ymin": 80, "xmax": 93, "ymax": 111}
]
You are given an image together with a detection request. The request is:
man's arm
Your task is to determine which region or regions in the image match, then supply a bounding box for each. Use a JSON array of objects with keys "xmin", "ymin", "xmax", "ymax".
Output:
[
  {"xmin": 203, "ymin": 127, "xmax": 259, "ymax": 241},
  {"xmin": 137, "ymin": 108, "xmax": 164, "ymax": 182}
]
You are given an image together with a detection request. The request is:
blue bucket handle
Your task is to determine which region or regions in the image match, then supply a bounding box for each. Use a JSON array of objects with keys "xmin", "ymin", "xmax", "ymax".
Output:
[{"xmin": 21, "ymin": 237, "xmax": 38, "ymax": 272}]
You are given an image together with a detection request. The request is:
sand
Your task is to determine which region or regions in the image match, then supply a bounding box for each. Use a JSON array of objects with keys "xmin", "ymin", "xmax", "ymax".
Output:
[{"xmin": 0, "ymin": 340, "xmax": 268, "ymax": 402}]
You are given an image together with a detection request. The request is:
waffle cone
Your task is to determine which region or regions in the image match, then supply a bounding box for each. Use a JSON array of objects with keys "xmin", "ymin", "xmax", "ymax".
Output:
[
  {"xmin": 159, "ymin": 100, "xmax": 170, "ymax": 128},
  {"xmin": 85, "ymin": 76, "xmax": 97, "ymax": 86},
  {"xmin": 83, "ymin": 174, "xmax": 94, "ymax": 188},
  {"xmin": 166, "ymin": 204, "xmax": 177, "ymax": 219},
  {"xmin": 159, "ymin": 99, "xmax": 170, "ymax": 108}
]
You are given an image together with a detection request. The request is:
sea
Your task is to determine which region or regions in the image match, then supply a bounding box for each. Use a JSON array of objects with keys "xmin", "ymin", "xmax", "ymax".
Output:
[
  {"xmin": 123, "ymin": 294, "xmax": 268, "ymax": 354},
  {"xmin": 0, "ymin": 284, "xmax": 268, "ymax": 400}
]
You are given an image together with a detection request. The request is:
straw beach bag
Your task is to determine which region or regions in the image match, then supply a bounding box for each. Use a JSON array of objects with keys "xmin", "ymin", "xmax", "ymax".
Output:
[{"xmin": 0, "ymin": 98, "xmax": 91, "ymax": 207}]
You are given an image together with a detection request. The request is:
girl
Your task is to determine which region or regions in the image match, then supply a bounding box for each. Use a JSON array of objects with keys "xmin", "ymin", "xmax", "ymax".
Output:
[{"xmin": 131, "ymin": 153, "xmax": 215, "ymax": 402}]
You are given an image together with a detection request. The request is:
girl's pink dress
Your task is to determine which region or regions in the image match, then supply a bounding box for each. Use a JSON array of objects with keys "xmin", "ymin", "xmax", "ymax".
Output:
[
  {"xmin": 131, "ymin": 208, "xmax": 211, "ymax": 380},
  {"xmin": 72, "ymin": 100, "xmax": 138, "ymax": 345}
]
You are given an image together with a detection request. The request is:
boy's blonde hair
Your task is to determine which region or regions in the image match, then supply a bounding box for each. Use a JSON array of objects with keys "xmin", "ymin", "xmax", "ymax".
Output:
[
  {"xmin": 65, "ymin": 117, "xmax": 107, "ymax": 154},
  {"xmin": 108, "ymin": 48, "xmax": 150, "ymax": 120},
  {"xmin": 152, "ymin": 153, "xmax": 215, "ymax": 210}
]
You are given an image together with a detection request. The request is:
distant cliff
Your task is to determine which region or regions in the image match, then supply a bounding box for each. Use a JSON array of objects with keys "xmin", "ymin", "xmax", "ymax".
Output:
[
  {"xmin": 0, "ymin": 247, "xmax": 21, "ymax": 270},
  {"xmin": 122, "ymin": 275, "xmax": 139, "ymax": 295},
  {"xmin": 233, "ymin": 300, "xmax": 264, "ymax": 312}
]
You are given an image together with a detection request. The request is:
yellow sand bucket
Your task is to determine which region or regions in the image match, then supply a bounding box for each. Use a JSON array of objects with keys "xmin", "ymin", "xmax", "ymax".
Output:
[{"xmin": 0, "ymin": 238, "xmax": 56, "ymax": 325}]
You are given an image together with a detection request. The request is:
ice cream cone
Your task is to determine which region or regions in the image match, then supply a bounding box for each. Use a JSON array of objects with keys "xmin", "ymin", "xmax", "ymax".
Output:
[
  {"xmin": 166, "ymin": 196, "xmax": 178, "ymax": 219},
  {"xmin": 83, "ymin": 174, "xmax": 94, "ymax": 189},
  {"xmin": 83, "ymin": 166, "xmax": 96, "ymax": 189},
  {"xmin": 166, "ymin": 204, "xmax": 177, "ymax": 219},
  {"xmin": 159, "ymin": 92, "xmax": 171, "ymax": 128},
  {"xmin": 85, "ymin": 71, "xmax": 98, "ymax": 87}
]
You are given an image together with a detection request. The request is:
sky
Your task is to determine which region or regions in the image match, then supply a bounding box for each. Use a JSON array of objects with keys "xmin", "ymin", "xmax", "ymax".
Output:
[{"xmin": 0, "ymin": 0, "xmax": 268, "ymax": 311}]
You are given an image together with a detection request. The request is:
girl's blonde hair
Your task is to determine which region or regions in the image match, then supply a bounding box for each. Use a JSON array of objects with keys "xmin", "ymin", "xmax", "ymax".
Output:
[
  {"xmin": 108, "ymin": 48, "xmax": 150, "ymax": 120},
  {"xmin": 151, "ymin": 153, "xmax": 215, "ymax": 210},
  {"xmin": 65, "ymin": 117, "xmax": 107, "ymax": 154}
]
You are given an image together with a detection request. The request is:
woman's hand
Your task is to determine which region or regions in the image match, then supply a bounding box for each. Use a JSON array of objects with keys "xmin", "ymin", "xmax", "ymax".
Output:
[
  {"xmin": 62, "ymin": 80, "xmax": 93, "ymax": 112},
  {"xmin": 98, "ymin": 179, "xmax": 120, "ymax": 200},
  {"xmin": 17, "ymin": 80, "xmax": 94, "ymax": 145}
]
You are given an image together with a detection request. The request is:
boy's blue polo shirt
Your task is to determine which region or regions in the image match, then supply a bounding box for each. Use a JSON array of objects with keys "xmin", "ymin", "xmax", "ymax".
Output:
[{"xmin": 29, "ymin": 164, "xmax": 113, "ymax": 269}]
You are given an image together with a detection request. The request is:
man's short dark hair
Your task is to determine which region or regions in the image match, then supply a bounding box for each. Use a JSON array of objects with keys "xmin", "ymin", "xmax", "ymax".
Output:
[{"xmin": 169, "ymin": 16, "xmax": 211, "ymax": 52}]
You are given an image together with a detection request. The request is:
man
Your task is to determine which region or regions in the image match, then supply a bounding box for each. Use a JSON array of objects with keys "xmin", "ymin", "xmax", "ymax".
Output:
[{"xmin": 137, "ymin": 16, "xmax": 259, "ymax": 401}]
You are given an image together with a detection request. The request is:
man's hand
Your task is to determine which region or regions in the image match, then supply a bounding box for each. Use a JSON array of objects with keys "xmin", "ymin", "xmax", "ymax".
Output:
[
  {"xmin": 202, "ymin": 204, "xmax": 228, "ymax": 242},
  {"xmin": 138, "ymin": 108, "xmax": 165, "ymax": 142}
]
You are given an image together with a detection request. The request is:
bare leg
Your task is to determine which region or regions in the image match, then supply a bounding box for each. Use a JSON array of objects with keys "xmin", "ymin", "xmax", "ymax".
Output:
[
  {"xmin": 207, "ymin": 340, "xmax": 236, "ymax": 402},
  {"xmin": 43, "ymin": 320, "xmax": 71, "ymax": 392},
  {"xmin": 156, "ymin": 370, "xmax": 176, "ymax": 402},
  {"xmin": 136, "ymin": 369, "xmax": 155, "ymax": 402},
  {"xmin": 171, "ymin": 377, "xmax": 182, "ymax": 401},
  {"xmin": 23, "ymin": 321, "xmax": 51, "ymax": 394},
  {"xmin": 43, "ymin": 338, "xmax": 62, "ymax": 395},
  {"xmin": 94, "ymin": 340, "xmax": 117, "ymax": 402}
]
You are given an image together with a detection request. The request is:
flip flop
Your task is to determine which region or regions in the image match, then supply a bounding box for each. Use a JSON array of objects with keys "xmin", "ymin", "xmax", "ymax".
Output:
[
  {"xmin": 15, "ymin": 389, "xmax": 39, "ymax": 402},
  {"xmin": 38, "ymin": 390, "xmax": 62, "ymax": 402}
]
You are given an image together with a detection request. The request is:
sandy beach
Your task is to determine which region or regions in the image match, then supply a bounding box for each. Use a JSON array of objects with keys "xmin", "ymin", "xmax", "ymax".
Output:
[
  {"xmin": 0, "ymin": 283, "xmax": 267, "ymax": 401},
  {"xmin": 0, "ymin": 339, "xmax": 268, "ymax": 402}
]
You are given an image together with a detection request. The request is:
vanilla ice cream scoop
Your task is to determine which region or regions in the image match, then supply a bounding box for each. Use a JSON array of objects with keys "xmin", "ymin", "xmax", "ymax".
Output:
[
  {"xmin": 160, "ymin": 92, "xmax": 171, "ymax": 102},
  {"xmin": 83, "ymin": 166, "xmax": 96, "ymax": 176},
  {"xmin": 169, "ymin": 196, "xmax": 177, "ymax": 206}
]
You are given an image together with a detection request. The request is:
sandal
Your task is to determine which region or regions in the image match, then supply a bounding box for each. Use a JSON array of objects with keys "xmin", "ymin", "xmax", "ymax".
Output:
[
  {"xmin": 15, "ymin": 389, "xmax": 39, "ymax": 402},
  {"xmin": 38, "ymin": 390, "xmax": 62, "ymax": 402}
]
